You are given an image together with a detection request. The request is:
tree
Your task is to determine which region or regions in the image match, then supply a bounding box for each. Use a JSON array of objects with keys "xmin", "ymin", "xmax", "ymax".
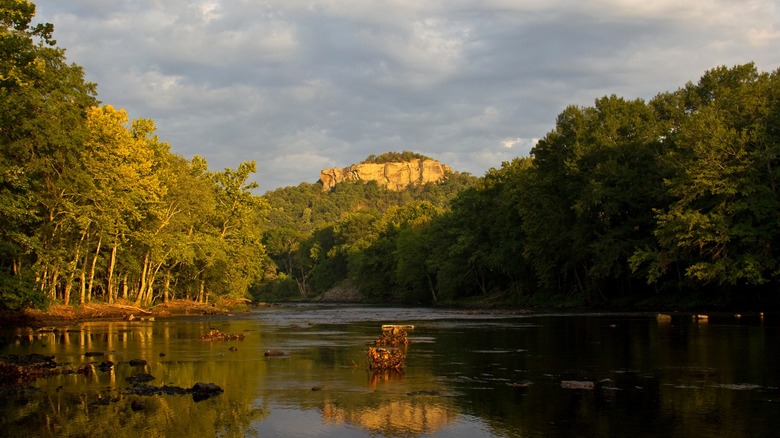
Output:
[
  {"xmin": 519, "ymin": 96, "xmax": 668, "ymax": 303},
  {"xmin": 633, "ymin": 64, "xmax": 780, "ymax": 294},
  {"xmin": 0, "ymin": 0, "xmax": 97, "ymax": 308},
  {"xmin": 198, "ymin": 161, "xmax": 269, "ymax": 301}
]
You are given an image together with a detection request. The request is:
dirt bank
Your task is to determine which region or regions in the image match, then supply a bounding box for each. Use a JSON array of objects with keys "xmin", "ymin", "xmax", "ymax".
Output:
[{"xmin": 0, "ymin": 299, "xmax": 253, "ymax": 328}]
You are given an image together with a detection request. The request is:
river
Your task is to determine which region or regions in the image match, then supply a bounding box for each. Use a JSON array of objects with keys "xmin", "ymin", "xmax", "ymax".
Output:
[{"xmin": 1, "ymin": 305, "xmax": 778, "ymax": 437}]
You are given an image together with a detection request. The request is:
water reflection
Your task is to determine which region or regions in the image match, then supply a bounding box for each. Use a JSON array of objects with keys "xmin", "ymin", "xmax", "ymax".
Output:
[
  {"xmin": 322, "ymin": 398, "xmax": 456, "ymax": 436},
  {"xmin": 1, "ymin": 307, "xmax": 778, "ymax": 437}
]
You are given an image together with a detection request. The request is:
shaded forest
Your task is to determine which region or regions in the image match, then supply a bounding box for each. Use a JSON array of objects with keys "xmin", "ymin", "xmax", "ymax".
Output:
[
  {"xmin": 3, "ymin": 2, "xmax": 780, "ymax": 311},
  {"xmin": 258, "ymin": 66, "xmax": 780, "ymax": 310}
]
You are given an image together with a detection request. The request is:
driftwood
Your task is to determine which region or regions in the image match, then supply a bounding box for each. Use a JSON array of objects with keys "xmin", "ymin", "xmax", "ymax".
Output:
[
  {"xmin": 381, "ymin": 324, "xmax": 414, "ymax": 331},
  {"xmin": 367, "ymin": 347, "xmax": 405, "ymax": 371},
  {"xmin": 111, "ymin": 304, "xmax": 152, "ymax": 315},
  {"xmin": 375, "ymin": 326, "xmax": 409, "ymax": 346}
]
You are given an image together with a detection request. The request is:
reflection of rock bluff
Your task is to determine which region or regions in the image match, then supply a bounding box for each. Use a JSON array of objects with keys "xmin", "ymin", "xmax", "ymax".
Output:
[
  {"xmin": 319, "ymin": 159, "xmax": 452, "ymax": 191},
  {"xmin": 322, "ymin": 399, "xmax": 456, "ymax": 436}
]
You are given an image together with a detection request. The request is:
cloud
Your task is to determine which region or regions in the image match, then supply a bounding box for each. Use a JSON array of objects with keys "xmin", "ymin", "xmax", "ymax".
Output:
[{"xmin": 33, "ymin": 0, "xmax": 780, "ymax": 192}]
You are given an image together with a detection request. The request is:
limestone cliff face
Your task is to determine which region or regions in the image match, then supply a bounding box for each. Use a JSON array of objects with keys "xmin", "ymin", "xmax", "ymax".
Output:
[{"xmin": 319, "ymin": 159, "xmax": 452, "ymax": 191}]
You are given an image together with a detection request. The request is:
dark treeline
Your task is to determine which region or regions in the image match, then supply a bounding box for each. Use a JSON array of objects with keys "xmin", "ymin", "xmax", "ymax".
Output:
[
  {"xmin": 258, "ymin": 63, "xmax": 780, "ymax": 309},
  {"xmin": 1, "ymin": 3, "xmax": 268, "ymax": 310}
]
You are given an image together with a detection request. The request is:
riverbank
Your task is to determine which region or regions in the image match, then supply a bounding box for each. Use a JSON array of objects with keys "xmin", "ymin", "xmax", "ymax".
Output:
[{"xmin": 0, "ymin": 299, "xmax": 254, "ymax": 328}]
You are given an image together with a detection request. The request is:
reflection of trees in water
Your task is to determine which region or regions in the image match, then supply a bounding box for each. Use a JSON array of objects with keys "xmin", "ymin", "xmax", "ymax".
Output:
[
  {"xmin": 0, "ymin": 390, "xmax": 268, "ymax": 438},
  {"xmin": 322, "ymin": 398, "xmax": 457, "ymax": 436}
]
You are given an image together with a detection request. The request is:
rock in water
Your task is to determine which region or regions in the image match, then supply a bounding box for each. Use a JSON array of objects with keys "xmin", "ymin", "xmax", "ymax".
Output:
[
  {"xmin": 561, "ymin": 380, "xmax": 595, "ymax": 390},
  {"xmin": 191, "ymin": 382, "xmax": 223, "ymax": 402}
]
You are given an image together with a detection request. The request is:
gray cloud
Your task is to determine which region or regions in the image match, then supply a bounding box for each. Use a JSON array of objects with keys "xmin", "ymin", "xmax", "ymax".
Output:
[{"xmin": 34, "ymin": 0, "xmax": 780, "ymax": 191}]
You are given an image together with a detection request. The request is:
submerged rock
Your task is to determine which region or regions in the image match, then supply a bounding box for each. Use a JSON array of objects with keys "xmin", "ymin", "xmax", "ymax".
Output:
[
  {"xmin": 125, "ymin": 373, "xmax": 155, "ymax": 384},
  {"xmin": 197, "ymin": 329, "xmax": 245, "ymax": 341},
  {"xmin": 191, "ymin": 382, "xmax": 223, "ymax": 402},
  {"xmin": 561, "ymin": 380, "xmax": 595, "ymax": 390},
  {"xmin": 0, "ymin": 354, "xmax": 89, "ymax": 383},
  {"xmin": 123, "ymin": 382, "xmax": 224, "ymax": 402},
  {"xmin": 124, "ymin": 383, "xmax": 188, "ymax": 397}
]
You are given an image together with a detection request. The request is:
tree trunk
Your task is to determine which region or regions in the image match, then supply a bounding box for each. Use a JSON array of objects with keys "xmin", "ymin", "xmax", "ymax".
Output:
[
  {"xmin": 197, "ymin": 279, "xmax": 205, "ymax": 303},
  {"xmin": 87, "ymin": 236, "xmax": 102, "ymax": 303},
  {"xmin": 49, "ymin": 269, "xmax": 59, "ymax": 301},
  {"xmin": 107, "ymin": 239, "xmax": 118, "ymax": 303},
  {"xmin": 426, "ymin": 272, "xmax": 437, "ymax": 304},
  {"xmin": 79, "ymin": 255, "xmax": 87, "ymax": 305},
  {"xmin": 163, "ymin": 270, "xmax": 171, "ymax": 303},
  {"xmin": 135, "ymin": 253, "xmax": 150, "ymax": 306},
  {"xmin": 63, "ymin": 276, "xmax": 72, "ymax": 305},
  {"xmin": 142, "ymin": 259, "xmax": 166, "ymax": 306}
]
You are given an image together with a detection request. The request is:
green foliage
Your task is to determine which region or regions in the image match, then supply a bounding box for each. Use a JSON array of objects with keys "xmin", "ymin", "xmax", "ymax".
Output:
[
  {"xmin": 0, "ymin": 268, "xmax": 41, "ymax": 310},
  {"xmin": 3, "ymin": 4, "xmax": 778, "ymax": 310},
  {"xmin": 257, "ymin": 63, "xmax": 780, "ymax": 309},
  {"xmin": 257, "ymin": 166, "xmax": 476, "ymax": 301},
  {"xmin": 519, "ymin": 95, "xmax": 670, "ymax": 304},
  {"xmin": 0, "ymin": 3, "xmax": 270, "ymax": 308},
  {"xmin": 632, "ymin": 64, "xmax": 780, "ymax": 293},
  {"xmin": 361, "ymin": 151, "xmax": 433, "ymax": 164}
]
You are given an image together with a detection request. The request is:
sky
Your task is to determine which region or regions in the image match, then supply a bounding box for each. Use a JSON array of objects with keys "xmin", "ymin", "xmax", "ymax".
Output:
[{"xmin": 33, "ymin": 0, "xmax": 780, "ymax": 193}]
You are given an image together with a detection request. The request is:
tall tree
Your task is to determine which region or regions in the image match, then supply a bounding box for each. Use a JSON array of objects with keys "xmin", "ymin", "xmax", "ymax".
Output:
[
  {"xmin": 520, "ymin": 96, "xmax": 667, "ymax": 303},
  {"xmin": 0, "ymin": 0, "xmax": 97, "ymax": 308},
  {"xmin": 634, "ymin": 64, "xmax": 780, "ymax": 293}
]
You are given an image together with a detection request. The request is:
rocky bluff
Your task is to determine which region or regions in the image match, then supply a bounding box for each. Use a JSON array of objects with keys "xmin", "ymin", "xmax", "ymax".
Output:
[{"xmin": 319, "ymin": 158, "xmax": 452, "ymax": 191}]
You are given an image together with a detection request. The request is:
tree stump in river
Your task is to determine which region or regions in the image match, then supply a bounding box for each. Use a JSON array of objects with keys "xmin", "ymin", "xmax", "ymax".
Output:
[
  {"xmin": 367, "ymin": 347, "xmax": 405, "ymax": 372},
  {"xmin": 374, "ymin": 325, "xmax": 410, "ymax": 346},
  {"xmin": 367, "ymin": 325, "xmax": 411, "ymax": 372}
]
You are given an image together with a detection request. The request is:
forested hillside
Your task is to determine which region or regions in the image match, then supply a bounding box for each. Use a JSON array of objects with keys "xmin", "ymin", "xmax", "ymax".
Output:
[
  {"xmin": 258, "ymin": 171, "xmax": 477, "ymax": 299},
  {"xmin": 258, "ymin": 64, "xmax": 780, "ymax": 309},
  {"xmin": 3, "ymin": 1, "xmax": 779, "ymax": 312}
]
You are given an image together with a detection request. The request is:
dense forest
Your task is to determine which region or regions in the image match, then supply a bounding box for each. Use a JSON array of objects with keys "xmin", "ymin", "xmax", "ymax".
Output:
[
  {"xmin": 3, "ymin": 2, "xmax": 780, "ymax": 311},
  {"xmin": 258, "ymin": 65, "xmax": 780, "ymax": 309},
  {"xmin": 1, "ymin": 2, "xmax": 268, "ymax": 310}
]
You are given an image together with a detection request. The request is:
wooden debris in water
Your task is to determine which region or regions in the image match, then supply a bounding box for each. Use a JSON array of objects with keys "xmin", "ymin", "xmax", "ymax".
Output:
[
  {"xmin": 367, "ymin": 347, "xmax": 405, "ymax": 372},
  {"xmin": 381, "ymin": 324, "xmax": 414, "ymax": 331},
  {"xmin": 375, "ymin": 326, "xmax": 410, "ymax": 347},
  {"xmin": 197, "ymin": 329, "xmax": 245, "ymax": 341},
  {"xmin": 367, "ymin": 324, "xmax": 410, "ymax": 371}
]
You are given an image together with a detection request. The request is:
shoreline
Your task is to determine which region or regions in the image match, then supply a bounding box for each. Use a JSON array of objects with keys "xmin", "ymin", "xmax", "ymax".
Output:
[{"xmin": 0, "ymin": 299, "xmax": 253, "ymax": 329}]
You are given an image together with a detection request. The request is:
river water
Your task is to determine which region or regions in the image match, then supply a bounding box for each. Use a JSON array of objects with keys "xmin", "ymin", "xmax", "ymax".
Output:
[{"xmin": 1, "ymin": 305, "xmax": 778, "ymax": 437}]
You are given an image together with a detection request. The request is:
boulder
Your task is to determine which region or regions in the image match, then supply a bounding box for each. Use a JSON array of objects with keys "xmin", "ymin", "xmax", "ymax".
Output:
[{"xmin": 191, "ymin": 382, "xmax": 223, "ymax": 402}]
